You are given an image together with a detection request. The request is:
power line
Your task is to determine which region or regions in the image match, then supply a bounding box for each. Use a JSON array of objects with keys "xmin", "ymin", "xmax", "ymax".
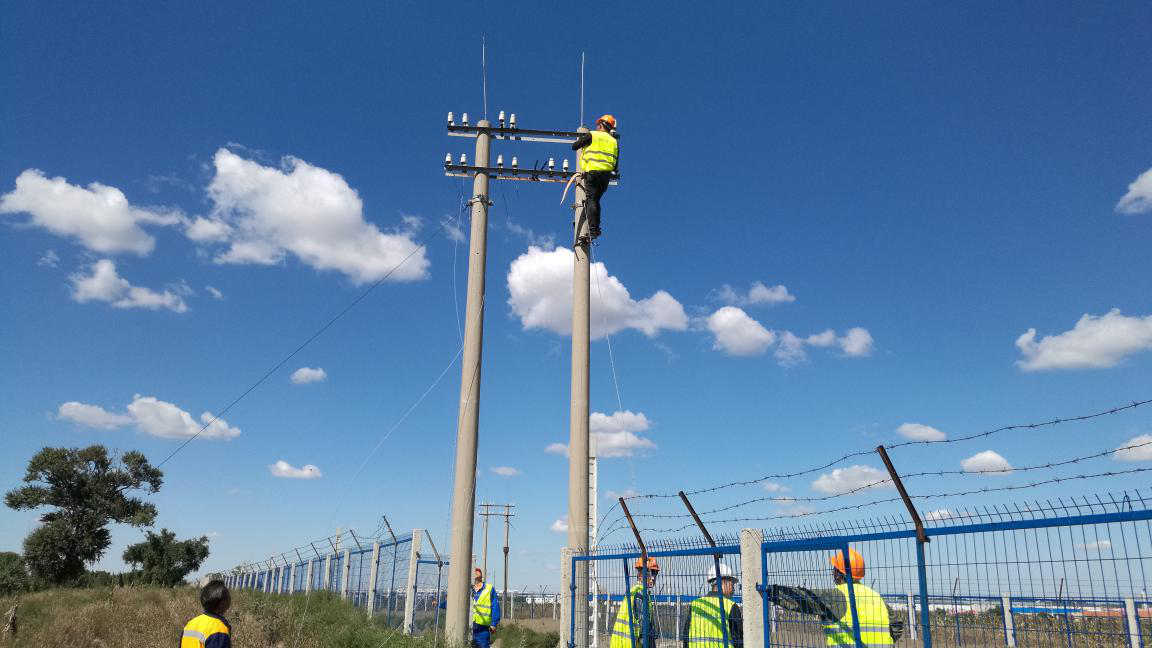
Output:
[{"xmin": 155, "ymin": 220, "xmax": 450, "ymax": 469}]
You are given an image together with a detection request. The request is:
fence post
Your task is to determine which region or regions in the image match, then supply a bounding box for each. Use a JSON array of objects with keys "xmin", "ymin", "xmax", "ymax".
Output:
[
  {"xmin": 1126, "ymin": 598, "xmax": 1142, "ymax": 648},
  {"xmin": 324, "ymin": 552, "xmax": 334, "ymax": 590},
  {"xmin": 305, "ymin": 559, "xmax": 314, "ymax": 593},
  {"xmin": 1001, "ymin": 594, "xmax": 1015, "ymax": 647},
  {"xmin": 341, "ymin": 549, "xmax": 351, "ymax": 600},
  {"xmin": 739, "ymin": 528, "xmax": 766, "ymax": 648},
  {"xmin": 403, "ymin": 528, "xmax": 424, "ymax": 635},
  {"xmin": 560, "ymin": 547, "xmax": 574, "ymax": 648},
  {"xmin": 916, "ymin": 542, "xmax": 933, "ymax": 648},
  {"xmin": 554, "ymin": 592, "xmax": 559, "ymax": 620},
  {"xmin": 907, "ymin": 593, "xmax": 917, "ymax": 641},
  {"xmin": 367, "ymin": 540, "xmax": 382, "ymax": 616}
]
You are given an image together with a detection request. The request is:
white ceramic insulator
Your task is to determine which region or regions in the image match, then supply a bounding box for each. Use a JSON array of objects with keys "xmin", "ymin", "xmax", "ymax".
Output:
[
  {"xmin": 447, "ymin": 112, "xmax": 454, "ymax": 125},
  {"xmin": 462, "ymin": 112, "xmax": 469, "ymax": 125},
  {"xmin": 497, "ymin": 154, "xmax": 504, "ymax": 167},
  {"xmin": 511, "ymin": 156, "xmax": 518, "ymax": 168},
  {"xmin": 460, "ymin": 153, "xmax": 467, "ymax": 165}
]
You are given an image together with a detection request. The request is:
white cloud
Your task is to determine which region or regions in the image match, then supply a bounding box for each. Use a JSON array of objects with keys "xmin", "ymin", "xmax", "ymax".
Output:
[
  {"xmin": 811, "ymin": 465, "xmax": 893, "ymax": 495},
  {"xmin": 838, "ymin": 327, "xmax": 874, "ymax": 357},
  {"xmin": 1116, "ymin": 167, "xmax": 1152, "ymax": 215},
  {"xmin": 57, "ymin": 402, "xmax": 134, "ymax": 429},
  {"xmin": 202, "ymin": 148, "xmax": 429, "ymax": 283},
  {"xmin": 69, "ymin": 260, "xmax": 188, "ymax": 313},
  {"xmin": 0, "ymin": 169, "xmax": 181, "ymax": 255},
  {"xmin": 1016, "ymin": 309, "xmax": 1152, "ymax": 371},
  {"xmin": 924, "ymin": 509, "xmax": 954, "ymax": 522},
  {"xmin": 205, "ymin": 285, "xmax": 224, "ymax": 300},
  {"xmin": 762, "ymin": 482, "xmax": 790, "ymax": 493},
  {"xmin": 897, "ymin": 423, "xmax": 947, "ymax": 442},
  {"xmin": 58, "ymin": 395, "xmax": 240, "ymax": 440},
  {"xmin": 290, "ymin": 367, "xmax": 328, "ymax": 385},
  {"xmin": 707, "ymin": 306, "xmax": 777, "ymax": 356},
  {"xmin": 38, "ymin": 249, "xmax": 59, "ymax": 267},
  {"xmin": 550, "ymin": 519, "xmax": 568, "ymax": 533},
  {"xmin": 491, "ymin": 466, "xmax": 520, "ymax": 477},
  {"xmin": 705, "ymin": 307, "xmax": 873, "ymax": 362},
  {"xmin": 714, "ymin": 281, "xmax": 795, "ymax": 306},
  {"xmin": 442, "ymin": 218, "xmax": 465, "ymax": 243},
  {"xmin": 591, "ymin": 410, "xmax": 657, "ymax": 457},
  {"xmin": 1113, "ymin": 434, "xmax": 1152, "ymax": 462},
  {"xmin": 960, "ymin": 450, "xmax": 1013, "ymax": 474},
  {"xmin": 604, "ymin": 489, "xmax": 638, "ymax": 500},
  {"xmin": 1080, "ymin": 540, "xmax": 1112, "ymax": 551},
  {"xmin": 545, "ymin": 442, "xmax": 569, "ymax": 456},
  {"xmin": 507, "ymin": 246, "xmax": 688, "ymax": 339},
  {"xmin": 185, "ymin": 217, "xmax": 233, "ymax": 243},
  {"xmin": 269, "ymin": 460, "xmax": 322, "ymax": 479}
]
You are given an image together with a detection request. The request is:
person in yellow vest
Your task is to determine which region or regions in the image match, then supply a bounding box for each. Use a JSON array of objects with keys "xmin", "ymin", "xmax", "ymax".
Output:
[
  {"xmin": 610, "ymin": 557, "xmax": 659, "ymax": 648},
  {"xmin": 471, "ymin": 568, "xmax": 501, "ymax": 648},
  {"xmin": 571, "ymin": 114, "xmax": 620, "ymax": 241},
  {"xmin": 180, "ymin": 580, "xmax": 232, "ymax": 648},
  {"xmin": 769, "ymin": 548, "xmax": 902, "ymax": 647},
  {"xmin": 681, "ymin": 563, "xmax": 743, "ymax": 648}
]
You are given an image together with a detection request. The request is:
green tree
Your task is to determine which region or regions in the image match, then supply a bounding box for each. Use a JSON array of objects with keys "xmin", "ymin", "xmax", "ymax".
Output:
[
  {"xmin": 4, "ymin": 445, "xmax": 163, "ymax": 585},
  {"xmin": 122, "ymin": 528, "xmax": 210, "ymax": 586},
  {"xmin": 0, "ymin": 552, "xmax": 30, "ymax": 595}
]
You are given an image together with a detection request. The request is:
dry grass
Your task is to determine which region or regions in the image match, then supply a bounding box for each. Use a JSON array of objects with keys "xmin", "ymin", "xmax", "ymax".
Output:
[{"xmin": 0, "ymin": 587, "xmax": 448, "ymax": 648}]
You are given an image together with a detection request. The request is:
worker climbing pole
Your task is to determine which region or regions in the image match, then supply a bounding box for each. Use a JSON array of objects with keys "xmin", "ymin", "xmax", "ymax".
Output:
[{"xmin": 569, "ymin": 115, "xmax": 620, "ymax": 244}]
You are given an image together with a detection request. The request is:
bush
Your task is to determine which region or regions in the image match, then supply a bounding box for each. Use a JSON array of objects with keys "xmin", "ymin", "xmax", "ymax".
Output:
[{"xmin": 0, "ymin": 552, "xmax": 30, "ymax": 595}]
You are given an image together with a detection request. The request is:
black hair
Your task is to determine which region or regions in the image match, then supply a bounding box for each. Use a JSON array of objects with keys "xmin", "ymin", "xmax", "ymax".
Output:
[{"xmin": 200, "ymin": 580, "xmax": 231, "ymax": 614}]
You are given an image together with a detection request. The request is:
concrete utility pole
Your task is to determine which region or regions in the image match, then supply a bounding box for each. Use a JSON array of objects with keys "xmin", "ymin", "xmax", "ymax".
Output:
[
  {"xmin": 568, "ymin": 125, "xmax": 592, "ymax": 643},
  {"xmin": 478, "ymin": 502, "xmax": 495, "ymax": 577},
  {"xmin": 502, "ymin": 504, "xmax": 516, "ymax": 612},
  {"xmin": 443, "ymin": 113, "xmax": 618, "ymax": 648},
  {"xmin": 445, "ymin": 118, "xmax": 492, "ymax": 647}
]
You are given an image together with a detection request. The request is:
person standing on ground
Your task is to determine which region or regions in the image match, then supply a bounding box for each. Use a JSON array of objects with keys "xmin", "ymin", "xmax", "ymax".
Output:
[
  {"xmin": 681, "ymin": 563, "xmax": 743, "ymax": 648},
  {"xmin": 610, "ymin": 557, "xmax": 659, "ymax": 648},
  {"xmin": 181, "ymin": 580, "xmax": 232, "ymax": 648},
  {"xmin": 769, "ymin": 548, "xmax": 902, "ymax": 646},
  {"xmin": 472, "ymin": 569, "xmax": 501, "ymax": 648},
  {"xmin": 571, "ymin": 114, "xmax": 619, "ymax": 242}
]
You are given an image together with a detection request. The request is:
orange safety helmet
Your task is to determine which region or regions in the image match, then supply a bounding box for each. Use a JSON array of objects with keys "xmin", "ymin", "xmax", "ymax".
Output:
[
  {"xmin": 829, "ymin": 548, "xmax": 865, "ymax": 580},
  {"xmin": 597, "ymin": 114, "xmax": 617, "ymax": 130},
  {"xmin": 633, "ymin": 557, "xmax": 660, "ymax": 573}
]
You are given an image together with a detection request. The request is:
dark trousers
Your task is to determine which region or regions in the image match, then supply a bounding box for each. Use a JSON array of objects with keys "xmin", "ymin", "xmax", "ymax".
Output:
[
  {"xmin": 471, "ymin": 623, "xmax": 493, "ymax": 648},
  {"xmin": 582, "ymin": 171, "xmax": 612, "ymax": 233}
]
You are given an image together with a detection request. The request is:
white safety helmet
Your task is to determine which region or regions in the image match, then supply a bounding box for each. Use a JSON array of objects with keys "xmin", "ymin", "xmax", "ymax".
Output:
[{"xmin": 708, "ymin": 563, "xmax": 736, "ymax": 583}]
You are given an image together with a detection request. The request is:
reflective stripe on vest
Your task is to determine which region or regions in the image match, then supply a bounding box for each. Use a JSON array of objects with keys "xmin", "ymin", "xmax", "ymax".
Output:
[
  {"xmin": 609, "ymin": 585, "xmax": 653, "ymax": 648},
  {"xmin": 473, "ymin": 583, "xmax": 495, "ymax": 625},
  {"xmin": 180, "ymin": 614, "xmax": 229, "ymax": 648},
  {"xmin": 687, "ymin": 595, "xmax": 736, "ymax": 648},
  {"xmin": 823, "ymin": 583, "xmax": 893, "ymax": 647},
  {"xmin": 581, "ymin": 131, "xmax": 618, "ymax": 172}
]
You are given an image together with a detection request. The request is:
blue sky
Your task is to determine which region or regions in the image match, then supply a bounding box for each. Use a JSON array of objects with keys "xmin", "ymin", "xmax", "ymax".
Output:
[{"xmin": 2, "ymin": 2, "xmax": 1152, "ymax": 589}]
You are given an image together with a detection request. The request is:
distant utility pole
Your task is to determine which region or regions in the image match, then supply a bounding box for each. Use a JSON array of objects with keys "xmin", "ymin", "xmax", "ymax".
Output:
[
  {"xmin": 502, "ymin": 504, "xmax": 516, "ymax": 611},
  {"xmin": 477, "ymin": 502, "xmax": 498, "ymax": 576},
  {"xmin": 442, "ymin": 111, "xmax": 618, "ymax": 647}
]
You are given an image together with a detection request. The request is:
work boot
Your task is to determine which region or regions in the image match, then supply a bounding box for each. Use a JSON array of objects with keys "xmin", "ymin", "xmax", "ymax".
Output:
[
  {"xmin": 574, "ymin": 233, "xmax": 591, "ymax": 247},
  {"xmin": 590, "ymin": 227, "xmax": 602, "ymax": 240}
]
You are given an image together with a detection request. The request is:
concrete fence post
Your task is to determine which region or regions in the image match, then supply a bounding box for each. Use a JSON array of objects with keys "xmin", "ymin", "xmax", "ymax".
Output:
[
  {"xmin": 907, "ymin": 593, "xmax": 918, "ymax": 641},
  {"xmin": 305, "ymin": 559, "xmax": 314, "ymax": 593},
  {"xmin": 739, "ymin": 529, "xmax": 766, "ymax": 648},
  {"xmin": 1125, "ymin": 598, "xmax": 1141, "ymax": 648},
  {"xmin": 1002, "ymin": 594, "xmax": 1016, "ymax": 647},
  {"xmin": 404, "ymin": 529, "xmax": 424, "ymax": 635},
  {"xmin": 323, "ymin": 553, "xmax": 334, "ymax": 591},
  {"xmin": 341, "ymin": 549, "xmax": 352, "ymax": 600},
  {"xmin": 367, "ymin": 540, "xmax": 382, "ymax": 616},
  {"xmin": 554, "ymin": 593, "xmax": 559, "ymax": 620},
  {"xmin": 560, "ymin": 547, "xmax": 574, "ymax": 648}
]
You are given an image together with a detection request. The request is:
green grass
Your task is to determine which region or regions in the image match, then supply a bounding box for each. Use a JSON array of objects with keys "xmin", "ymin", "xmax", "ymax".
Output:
[{"xmin": 0, "ymin": 587, "xmax": 465, "ymax": 648}]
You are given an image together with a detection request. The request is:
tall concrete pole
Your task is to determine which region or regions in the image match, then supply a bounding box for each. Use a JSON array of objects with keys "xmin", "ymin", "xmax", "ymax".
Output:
[
  {"xmin": 446, "ymin": 119, "xmax": 492, "ymax": 647},
  {"xmin": 567, "ymin": 124, "xmax": 592, "ymax": 645}
]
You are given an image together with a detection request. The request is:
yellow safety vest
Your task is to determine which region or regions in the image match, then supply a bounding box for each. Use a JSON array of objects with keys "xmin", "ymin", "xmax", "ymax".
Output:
[
  {"xmin": 610, "ymin": 584, "xmax": 654, "ymax": 648},
  {"xmin": 580, "ymin": 131, "xmax": 618, "ymax": 172},
  {"xmin": 687, "ymin": 594, "xmax": 736, "ymax": 647},
  {"xmin": 823, "ymin": 583, "xmax": 893, "ymax": 647},
  {"xmin": 473, "ymin": 583, "xmax": 495, "ymax": 625},
  {"xmin": 180, "ymin": 613, "xmax": 230, "ymax": 648}
]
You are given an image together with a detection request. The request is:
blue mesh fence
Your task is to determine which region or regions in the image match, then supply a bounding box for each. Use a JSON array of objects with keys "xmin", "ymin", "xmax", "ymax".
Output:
[{"xmin": 571, "ymin": 491, "xmax": 1152, "ymax": 648}]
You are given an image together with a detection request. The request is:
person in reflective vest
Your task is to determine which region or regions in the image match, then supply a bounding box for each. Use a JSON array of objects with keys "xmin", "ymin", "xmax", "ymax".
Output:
[
  {"xmin": 471, "ymin": 569, "xmax": 501, "ymax": 648},
  {"xmin": 769, "ymin": 548, "xmax": 902, "ymax": 647},
  {"xmin": 681, "ymin": 563, "xmax": 743, "ymax": 648},
  {"xmin": 610, "ymin": 557, "xmax": 658, "ymax": 648},
  {"xmin": 571, "ymin": 114, "xmax": 619, "ymax": 241},
  {"xmin": 181, "ymin": 580, "xmax": 232, "ymax": 648}
]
